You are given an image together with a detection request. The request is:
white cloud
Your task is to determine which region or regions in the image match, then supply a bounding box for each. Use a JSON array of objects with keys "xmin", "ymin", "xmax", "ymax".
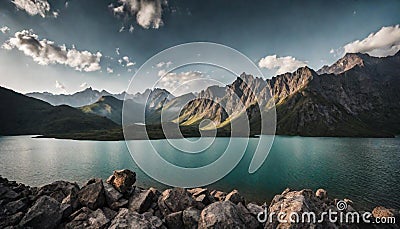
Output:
[
  {"xmin": 0, "ymin": 26, "xmax": 10, "ymax": 34},
  {"xmin": 110, "ymin": 0, "xmax": 166, "ymax": 29},
  {"xmin": 65, "ymin": 1, "xmax": 69, "ymax": 8},
  {"xmin": 343, "ymin": 25, "xmax": 400, "ymax": 57},
  {"xmin": 2, "ymin": 30, "xmax": 102, "ymax": 72},
  {"xmin": 55, "ymin": 80, "xmax": 66, "ymax": 92},
  {"xmin": 156, "ymin": 61, "xmax": 172, "ymax": 68},
  {"xmin": 329, "ymin": 49, "xmax": 335, "ymax": 54},
  {"xmin": 107, "ymin": 67, "xmax": 114, "ymax": 73},
  {"xmin": 158, "ymin": 69, "xmax": 167, "ymax": 77},
  {"xmin": 12, "ymin": 0, "xmax": 54, "ymax": 18},
  {"xmin": 158, "ymin": 71, "xmax": 208, "ymax": 96},
  {"xmin": 258, "ymin": 55, "xmax": 307, "ymax": 75},
  {"xmin": 119, "ymin": 26, "xmax": 125, "ymax": 32},
  {"xmin": 115, "ymin": 47, "xmax": 120, "ymax": 55},
  {"xmin": 122, "ymin": 56, "xmax": 135, "ymax": 67},
  {"xmin": 80, "ymin": 82, "xmax": 88, "ymax": 88}
]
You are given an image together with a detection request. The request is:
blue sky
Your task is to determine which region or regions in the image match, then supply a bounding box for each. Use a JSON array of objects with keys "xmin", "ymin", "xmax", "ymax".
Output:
[{"xmin": 0, "ymin": 0, "xmax": 399, "ymax": 95}]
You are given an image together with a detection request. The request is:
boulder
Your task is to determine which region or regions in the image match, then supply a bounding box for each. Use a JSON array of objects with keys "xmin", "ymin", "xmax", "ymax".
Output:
[
  {"xmin": 225, "ymin": 189, "xmax": 245, "ymax": 205},
  {"xmin": 65, "ymin": 207, "xmax": 110, "ymax": 229},
  {"xmin": 315, "ymin": 188, "xmax": 328, "ymax": 200},
  {"xmin": 372, "ymin": 206, "xmax": 395, "ymax": 218},
  {"xmin": 4, "ymin": 199, "xmax": 27, "ymax": 215},
  {"xmin": 104, "ymin": 183, "xmax": 123, "ymax": 202},
  {"xmin": 236, "ymin": 203, "xmax": 261, "ymax": 228},
  {"xmin": 158, "ymin": 188, "xmax": 197, "ymax": 216},
  {"xmin": 129, "ymin": 188, "xmax": 156, "ymax": 213},
  {"xmin": 19, "ymin": 196, "xmax": 62, "ymax": 229},
  {"xmin": 36, "ymin": 180, "xmax": 80, "ymax": 203},
  {"xmin": 0, "ymin": 184, "xmax": 20, "ymax": 202},
  {"xmin": 189, "ymin": 188, "xmax": 214, "ymax": 205},
  {"xmin": 198, "ymin": 201, "xmax": 256, "ymax": 229},
  {"xmin": 107, "ymin": 169, "xmax": 136, "ymax": 194},
  {"xmin": 0, "ymin": 212, "xmax": 24, "ymax": 228},
  {"xmin": 77, "ymin": 178, "xmax": 105, "ymax": 210},
  {"xmin": 247, "ymin": 203, "xmax": 264, "ymax": 216},
  {"xmin": 183, "ymin": 207, "xmax": 201, "ymax": 229},
  {"xmin": 102, "ymin": 207, "xmax": 117, "ymax": 221},
  {"xmin": 109, "ymin": 198, "xmax": 129, "ymax": 210},
  {"xmin": 165, "ymin": 211, "xmax": 184, "ymax": 228},
  {"xmin": 265, "ymin": 189, "xmax": 324, "ymax": 229},
  {"xmin": 108, "ymin": 208, "xmax": 154, "ymax": 229},
  {"xmin": 62, "ymin": 192, "xmax": 80, "ymax": 210}
]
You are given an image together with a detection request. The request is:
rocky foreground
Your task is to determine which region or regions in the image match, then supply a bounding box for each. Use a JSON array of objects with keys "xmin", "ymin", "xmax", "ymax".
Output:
[{"xmin": 0, "ymin": 169, "xmax": 398, "ymax": 229}]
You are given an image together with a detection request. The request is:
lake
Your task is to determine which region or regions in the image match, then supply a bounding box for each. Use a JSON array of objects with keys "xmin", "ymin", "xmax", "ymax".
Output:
[{"xmin": 0, "ymin": 135, "xmax": 399, "ymax": 210}]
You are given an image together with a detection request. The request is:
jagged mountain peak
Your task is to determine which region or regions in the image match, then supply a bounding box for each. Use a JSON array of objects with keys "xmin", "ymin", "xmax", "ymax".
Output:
[{"xmin": 317, "ymin": 52, "xmax": 371, "ymax": 75}]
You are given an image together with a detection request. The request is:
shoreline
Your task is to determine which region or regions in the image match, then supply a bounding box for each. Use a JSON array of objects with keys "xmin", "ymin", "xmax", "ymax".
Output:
[{"xmin": 0, "ymin": 169, "xmax": 398, "ymax": 228}]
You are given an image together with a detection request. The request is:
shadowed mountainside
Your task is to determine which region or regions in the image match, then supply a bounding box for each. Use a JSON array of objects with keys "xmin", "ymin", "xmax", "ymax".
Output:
[{"xmin": 0, "ymin": 87, "xmax": 119, "ymax": 136}]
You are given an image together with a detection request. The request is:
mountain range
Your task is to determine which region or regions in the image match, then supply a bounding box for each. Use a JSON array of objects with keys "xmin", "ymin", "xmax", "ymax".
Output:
[{"xmin": 1, "ymin": 51, "xmax": 399, "ymax": 139}]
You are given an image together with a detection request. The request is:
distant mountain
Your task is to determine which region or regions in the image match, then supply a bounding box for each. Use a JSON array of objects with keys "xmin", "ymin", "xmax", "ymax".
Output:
[
  {"xmin": 174, "ymin": 52, "xmax": 400, "ymax": 137},
  {"xmin": 26, "ymin": 87, "xmax": 115, "ymax": 107},
  {"xmin": 80, "ymin": 96, "xmax": 148, "ymax": 125},
  {"xmin": 0, "ymin": 87, "xmax": 119, "ymax": 136}
]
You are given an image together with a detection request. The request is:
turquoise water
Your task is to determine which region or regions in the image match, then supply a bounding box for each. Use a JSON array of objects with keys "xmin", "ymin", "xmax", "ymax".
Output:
[{"xmin": 0, "ymin": 135, "xmax": 399, "ymax": 210}]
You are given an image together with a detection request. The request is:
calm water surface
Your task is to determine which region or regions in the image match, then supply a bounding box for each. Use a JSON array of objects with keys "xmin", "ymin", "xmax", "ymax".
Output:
[{"xmin": 0, "ymin": 135, "xmax": 399, "ymax": 210}]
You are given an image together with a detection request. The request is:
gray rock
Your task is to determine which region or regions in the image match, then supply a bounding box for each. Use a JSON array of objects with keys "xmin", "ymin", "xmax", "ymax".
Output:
[
  {"xmin": 19, "ymin": 196, "xmax": 62, "ymax": 229},
  {"xmin": 0, "ymin": 212, "xmax": 24, "ymax": 228},
  {"xmin": 102, "ymin": 207, "xmax": 117, "ymax": 220},
  {"xmin": 198, "ymin": 201, "xmax": 255, "ymax": 229},
  {"xmin": 108, "ymin": 208, "xmax": 153, "ymax": 229},
  {"xmin": 36, "ymin": 180, "xmax": 79, "ymax": 202},
  {"xmin": 107, "ymin": 169, "xmax": 136, "ymax": 194},
  {"xmin": 129, "ymin": 189, "xmax": 155, "ymax": 213},
  {"xmin": 247, "ymin": 203, "xmax": 264, "ymax": 216},
  {"xmin": 104, "ymin": 182, "xmax": 124, "ymax": 209},
  {"xmin": 158, "ymin": 188, "xmax": 197, "ymax": 216},
  {"xmin": 225, "ymin": 189, "xmax": 245, "ymax": 205},
  {"xmin": 65, "ymin": 207, "xmax": 109, "ymax": 229},
  {"xmin": 236, "ymin": 203, "xmax": 261, "ymax": 228},
  {"xmin": 4, "ymin": 199, "xmax": 27, "ymax": 215},
  {"xmin": 78, "ymin": 178, "xmax": 105, "ymax": 210},
  {"xmin": 62, "ymin": 192, "xmax": 80, "ymax": 210},
  {"xmin": 265, "ymin": 189, "xmax": 323, "ymax": 229},
  {"xmin": 60, "ymin": 203, "xmax": 73, "ymax": 219},
  {"xmin": 182, "ymin": 207, "xmax": 201, "ymax": 229},
  {"xmin": 0, "ymin": 184, "xmax": 19, "ymax": 201},
  {"xmin": 109, "ymin": 198, "xmax": 129, "ymax": 210},
  {"xmin": 165, "ymin": 211, "xmax": 183, "ymax": 229}
]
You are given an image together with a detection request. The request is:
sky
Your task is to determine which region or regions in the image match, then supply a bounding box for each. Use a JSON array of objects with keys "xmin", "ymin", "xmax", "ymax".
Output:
[{"xmin": 0, "ymin": 0, "xmax": 399, "ymax": 95}]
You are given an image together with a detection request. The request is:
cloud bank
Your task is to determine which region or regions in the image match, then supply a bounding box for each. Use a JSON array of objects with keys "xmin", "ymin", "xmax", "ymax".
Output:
[
  {"xmin": 110, "ymin": 0, "xmax": 166, "ymax": 29},
  {"xmin": 258, "ymin": 55, "xmax": 307, "ymax": 75},
  {"xmin": 2, "ymin": 30, "xmax": 102, "ymax": 72},
  {"xmin": 343, "ymin": 25, "xmax": 400, "ymax": 57},
  {"xmin": 12, "ymin": 0, "xmax": 53, "ymax": 18}
]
